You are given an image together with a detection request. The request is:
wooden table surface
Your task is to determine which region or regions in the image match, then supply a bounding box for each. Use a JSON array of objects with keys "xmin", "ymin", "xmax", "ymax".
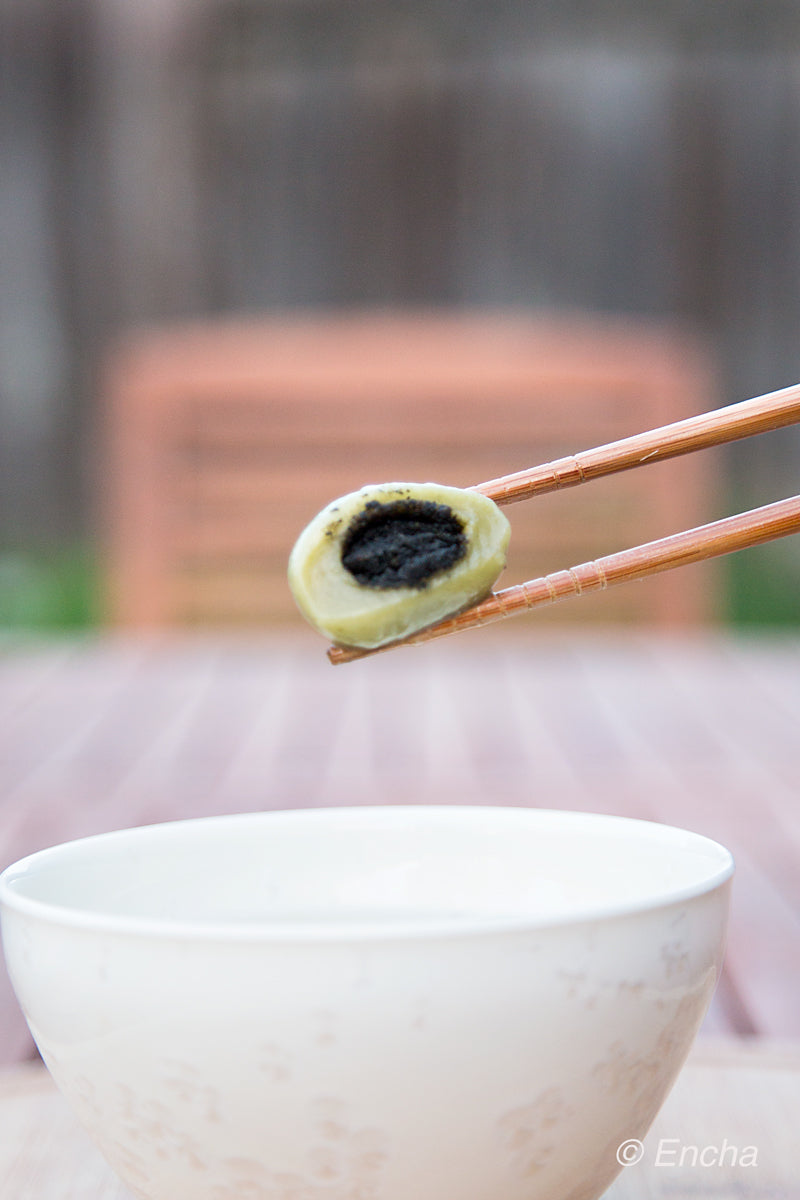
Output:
[
  {"xmin": 1, "ymin": 630, "xmax": 799, "ymax": 1197},
  {"xmin": 0, "ymin": 628, "xmax": 796, "ymax": 1060},
  {"xmin": 0, "ymin": 1039, "xmax": 797, "ymax": 1199},
  {"xmin": 1, "ymin": 627, "xmax": 799, "ymax": 1067}
]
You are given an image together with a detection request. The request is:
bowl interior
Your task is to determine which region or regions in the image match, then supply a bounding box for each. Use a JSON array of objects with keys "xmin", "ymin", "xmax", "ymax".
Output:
[{"xmin": 0, "ymin": 807, "xmax": 733, "ymax": 939}]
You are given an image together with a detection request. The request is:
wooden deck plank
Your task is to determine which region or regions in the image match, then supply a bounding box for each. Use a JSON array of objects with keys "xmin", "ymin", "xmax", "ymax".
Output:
[{"xmin": 0, "ymin": 642, "xmax": 79, "ymax": 728}]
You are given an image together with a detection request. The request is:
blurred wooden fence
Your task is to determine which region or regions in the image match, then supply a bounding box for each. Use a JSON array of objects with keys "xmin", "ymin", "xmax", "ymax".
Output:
[{"xmin": 1, "ymin": 0, "xmax": 800, "ymax": 616}]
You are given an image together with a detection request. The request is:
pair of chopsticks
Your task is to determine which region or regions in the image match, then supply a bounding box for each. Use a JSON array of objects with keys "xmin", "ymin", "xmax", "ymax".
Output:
[{"xmin": 328, "ymin": 382, "xmax": 800, "ymax": 664}]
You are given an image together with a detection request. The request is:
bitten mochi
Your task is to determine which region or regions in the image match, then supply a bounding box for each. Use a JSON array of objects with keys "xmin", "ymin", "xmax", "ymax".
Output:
[{"xmin": 288, "ymin": 482, "xmax": 511, "ymax": 649}]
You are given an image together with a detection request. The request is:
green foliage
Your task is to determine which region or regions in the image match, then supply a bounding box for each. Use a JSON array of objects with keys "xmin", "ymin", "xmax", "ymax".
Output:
[
  {"xmin": 726, "ymin": 541, "xmax": 800, "ymax": 626},
  {"xmin": 0, "ymin": 547, "xmax": 99, "ymax": 630}
]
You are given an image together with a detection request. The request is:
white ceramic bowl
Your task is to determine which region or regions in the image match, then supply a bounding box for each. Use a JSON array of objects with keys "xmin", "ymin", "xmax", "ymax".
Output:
[{"xmin": 0, "ymin": 806, "xmax": 732, "ymax": 1200}]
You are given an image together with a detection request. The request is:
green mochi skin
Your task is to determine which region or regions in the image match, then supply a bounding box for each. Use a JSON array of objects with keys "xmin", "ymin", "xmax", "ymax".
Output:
[{"xmin": 288, "ymin": 482, "xmax": 511, "ymax": 649}]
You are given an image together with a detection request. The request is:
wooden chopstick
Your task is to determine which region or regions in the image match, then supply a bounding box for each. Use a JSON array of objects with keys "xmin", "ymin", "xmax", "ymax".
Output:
[
  {"xmin": 329, "ymin": 495, "xmax": 800, "ymax": 663},
  {"xmin": 327, "ymin": 383, "xmax": 800, "ymax": 664},
  {"xmin": 472, "ymin": 380, "xmax": 800, "ymax": 505}
]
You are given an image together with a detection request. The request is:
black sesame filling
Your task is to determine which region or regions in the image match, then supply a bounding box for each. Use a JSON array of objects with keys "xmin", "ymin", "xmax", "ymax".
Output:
[{"xmin": 341, "ymin": 499, "xmax": 467, "ymax": 589}]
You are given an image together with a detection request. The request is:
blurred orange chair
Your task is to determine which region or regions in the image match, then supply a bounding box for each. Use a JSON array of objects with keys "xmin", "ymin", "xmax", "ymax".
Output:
[{"xmin": 100, "ymin": 310, "xmax": 720, "ymax": 628}]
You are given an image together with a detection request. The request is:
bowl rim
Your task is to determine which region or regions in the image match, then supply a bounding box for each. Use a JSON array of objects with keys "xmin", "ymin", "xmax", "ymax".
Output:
[{"xmin": 0, "ymin": 806, "xmax": 734, "ymax": 943}]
